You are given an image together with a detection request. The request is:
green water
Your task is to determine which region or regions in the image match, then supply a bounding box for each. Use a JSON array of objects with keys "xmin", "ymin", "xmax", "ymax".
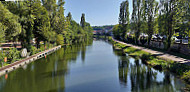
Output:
[{"xmin": 0, "ymin": 39, "xmax": 187, "ymax": 92}]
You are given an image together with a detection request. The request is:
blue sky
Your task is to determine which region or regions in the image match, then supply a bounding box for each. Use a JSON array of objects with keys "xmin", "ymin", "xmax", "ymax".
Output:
[{"xmin": 64, "ymin": 0, "xmax": 133, "ymax": 26}]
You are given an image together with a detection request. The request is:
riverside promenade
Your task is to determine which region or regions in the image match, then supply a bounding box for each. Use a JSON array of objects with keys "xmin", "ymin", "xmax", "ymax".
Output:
[
  {"xmin": 113, "ymin": 38, "xmax": 190, "ymax": 65},
  {"xmin": 0, "ymin": 45, "xmax": 61, "ymax": 76}
]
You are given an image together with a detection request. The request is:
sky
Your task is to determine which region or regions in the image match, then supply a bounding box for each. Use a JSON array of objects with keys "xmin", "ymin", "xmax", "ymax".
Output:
[{"xmin": 64, "ymin": 0, "xmax": 133, "ymax": 26}]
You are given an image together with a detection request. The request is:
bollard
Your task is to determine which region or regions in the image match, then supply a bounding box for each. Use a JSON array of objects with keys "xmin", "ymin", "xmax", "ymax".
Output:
[
  {"xmin": 5, "ymin": 74, "xmax": 8, "ymax": 80},
  {"xmin": 4, "ymin": 57, "xmax": 7, "ymax": 62}
]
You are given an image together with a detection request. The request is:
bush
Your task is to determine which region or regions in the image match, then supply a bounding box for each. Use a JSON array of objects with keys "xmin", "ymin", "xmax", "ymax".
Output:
[
  {"xmin": 170, "ymin": 63, "xmax": 190, "ymax": 75},
  {"xmin": 31, "ymin": 46, "xmax": 38, "ymax": 55},
  {"xmin": 147, "ymin": 59, "xmax": 168, "ymax": 68},
  {"xmin": 182, "ymin": 71, "xmax": 190, "ymax": 83},
  {"xmin": 0, "ymin": 51, "xmax": 5, "ymax": 63},
  {"xmin": 140, "ymin": 36, "xmax": 147, "ymax": 45},
  {"xmin": 56, "ymin": 34, "xmax": 64, "ymax": 46},
  {"xmin": 7, "ymin": 48, "xmax": 21, "ymax": 63},
  {"xmin": 141, "ymin": 54, "xmax": 153, "ymax": 61},
  {"xmin": 40, "ymin": 45, "xmax": 45, "ymax": 52}
]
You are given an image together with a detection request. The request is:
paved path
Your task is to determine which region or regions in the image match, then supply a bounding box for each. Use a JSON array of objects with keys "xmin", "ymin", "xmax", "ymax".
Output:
[{"xmin": 113, "ymin": 38, "xmax": 190, "ymax": 65}]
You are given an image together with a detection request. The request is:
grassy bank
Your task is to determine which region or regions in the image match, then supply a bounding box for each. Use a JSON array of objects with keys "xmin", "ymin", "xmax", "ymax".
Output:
[{"xmin": 111, "ymin": 38, "xmax": 190, "ymax": 89}]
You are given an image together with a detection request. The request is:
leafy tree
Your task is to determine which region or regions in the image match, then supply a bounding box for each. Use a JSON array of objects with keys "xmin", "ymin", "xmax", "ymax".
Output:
[
  {"xmin": 119, "ymin": 0, "xmax": 130, "ymax": 40},
  {"xmin": 113, "ymin": 24, "xmax": 121, "ymax": 39},
  {"xmin": 0, "ymin": 2, "xmax": 21, "ymax": 42},
  {"xmin": 56, "ymin": 34, "xmax": 64, "ymax": 45},
  {"xmin": 32, "ymin": 0, "xmax": 51, "ymax": 48},
  {"xmin": 131, "ymin": 0, "xmax": 144, "ymax": 45},
  {"xmin": 142, "ymin": 0, "xmax": 159, "ymax": 46},
  {"xmin": 0, "ymin": 23, "xmax": 6, "ymax": 43},
  {"xmin": 159, "ymin": 0, "xmax": 178, "ymax": 50},
  {"xmin": 80, "ymin": 13, "xmax": 86, "ymax": 28}
]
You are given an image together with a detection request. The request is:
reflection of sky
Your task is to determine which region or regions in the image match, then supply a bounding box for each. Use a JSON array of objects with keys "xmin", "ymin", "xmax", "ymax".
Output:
[
  {"xmin": 0, "ymin": 40, "xmax": 186, "ymax": 92},
  {"xmin": 153, "ymin": 70, "xmax": 164, "ymax": 82}
]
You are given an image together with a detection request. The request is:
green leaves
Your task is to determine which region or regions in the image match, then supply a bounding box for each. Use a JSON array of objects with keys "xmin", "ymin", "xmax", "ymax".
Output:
[
  {"xmin": 0, "ymin": 2, "xmax": 21, "ymax": 41},
  {"xmin": 0, "ymin": 0, "xmax": 93, "ymax": 50}
]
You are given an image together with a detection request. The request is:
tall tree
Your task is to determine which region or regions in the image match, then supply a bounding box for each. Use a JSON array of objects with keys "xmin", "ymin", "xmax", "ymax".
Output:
[
  {"xmin": 119, "ymin": 0, "xmax": 130, "ymax": 41},
  {"xmin": 0, "ymin": 23, "xmax": 6, "ymax": 43},
  {"xmin": 0, "ymin": 2, "xmax": 21, "ymax": 43},
  {"xmin": 159, "ymin": 0, "xmax": 178, "ymax": 50},
  {"xmin": 80, "ymin": 13, "xmax": 86, "ymax": 29},
  {"xmin": 143, "ymin": 0, "xmax": 159, "ymax": 46},
  {"xmin": 131, "ymin": 0, "xmax": 143, "ymax": 45}
]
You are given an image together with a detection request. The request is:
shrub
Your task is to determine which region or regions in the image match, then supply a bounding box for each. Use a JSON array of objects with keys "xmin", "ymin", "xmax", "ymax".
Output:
[
  {"xmin": 140, "ymin": 36, "xmax": 147, "ymax": 45},
  {"xmin": 182, "ymin": 70, "xmax": 190, "ymax": 83},
  {"xmin": 7, "ymin": 48, "xmax": 21, "ymax": 63},
  {"xmin": 56, "ymin": 34, "xmax": 64, "ymax": 46},
  {"xmin": 170, "ymin": 63, "xmax": 190, "ymax": 75},
  {"xmin": 31, "ymin": 46, "xmax": 38, "ymax": 55}
]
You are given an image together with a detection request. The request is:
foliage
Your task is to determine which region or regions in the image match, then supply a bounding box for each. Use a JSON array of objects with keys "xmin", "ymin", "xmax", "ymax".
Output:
[
  {"xmin": 142, "ymin": 0, "xmax": 158, "ymax": 46},
  {"xmin": 0, "ymin": 23, "xmax": 6, "ymax": 43},
  {"xmin": 7, "ymin": 48, "xmax": 21, "ymax": 63},
  {"xmin": 31, "ymin": 46, "xmax": 39, "ymax": 55},
  {"xmin": 0, "ymin": 2, "xmax": 21, "ymax": 42},
  {"xmin": 114, "ymin": 0, "xmax": 190, "ymax": 52},
  {"xmin": 182, "ymin": 71, "xmax": 190, "ymax": 84},
  {"xmin": 113, "ymin": 39, "xmax": 190, "ymax": 85},
  {"xmin": 56, "ymin": 34, "xmax": 64, "ymax": 46},
  {"xmin": 119, "ymin": 0, "xmax": 130, "ymax": 40},
  {"xmin": 1, "ymin": 0, "xmax": 93, "ymax": 52}
]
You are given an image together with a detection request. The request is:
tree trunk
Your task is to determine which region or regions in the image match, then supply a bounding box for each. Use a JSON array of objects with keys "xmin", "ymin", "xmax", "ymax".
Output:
[
  {"xmin": 178, "ymin": 39, "xmax": 182, "ymax": 52},
  {"xmin": 148, "ymin": 35, "xmax": 152, "ymax": 47},
  {"xmin": 36, "ymin": 39, "xmax": 40, "ymax": 49},
  {"xmin": 167, "ymin": 35, "xmax": 172, "ymax": 51}
]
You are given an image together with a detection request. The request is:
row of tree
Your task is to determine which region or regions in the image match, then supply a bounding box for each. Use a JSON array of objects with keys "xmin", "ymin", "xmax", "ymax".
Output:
[
  {"xmin": 0, "ymin": 0, "xmax": 93, "ymax": 51},
  {"xmin": 113, "ymin": 0, "xmax": 190, "ymax": 51}
]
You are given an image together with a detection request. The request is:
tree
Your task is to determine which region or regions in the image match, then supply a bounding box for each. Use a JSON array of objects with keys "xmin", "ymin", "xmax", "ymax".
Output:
[
  {"xmin": 0, "ymin": 23, "xmax": 6, "ymax": 43},
  {"xmin": 113, "ymin": 24, "xmax": 121, "ymax": 39},
  {"xmin": 80, "ymin": 13, "xmax": 86, "ymax": 28},
  {"xmin": 0, "ymin": 2, "xmax": 21, "ymax": 43},
  {"xmin": 131, "ymin": 0, "xmax": 144, "ymax": 45},
  {"xmin": 32, "ymin": 0, "xmax": 51, "ymax": 48},
  {"xmin": 119, "ymin": 0, "xmax": 130, "ymax": 41},
  {"xmin": 56, "ymin": 34, "xmax": 64, "ymax": 45},
  {"xmin": 159, "ymin": 0, "xmax": 178, "ymax": 50},
  {"xmin": 143, "ymin": 0, "xmax": 159, "ymax": 46}
]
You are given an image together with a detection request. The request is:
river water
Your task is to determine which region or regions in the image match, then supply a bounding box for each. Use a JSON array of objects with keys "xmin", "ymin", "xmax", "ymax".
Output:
[{"xmin": 0, "ymin": 39, "xmax": 187, "ymax": 92}]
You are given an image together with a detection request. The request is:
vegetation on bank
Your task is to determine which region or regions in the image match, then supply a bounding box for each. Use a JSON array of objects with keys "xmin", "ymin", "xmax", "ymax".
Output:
[
  {"xmin": 0, "ymin": 44, "xmax": 55, "ymax": 67},
  {"xmin": 0, "ymin": 0, "xmax": 93, "ymax": 67},
  {"xmin": 111, "ymin": 38, "xmax": 190, "ymax": 88},
  {"xmin": 113, "ymin": 0, "xmax": 190, "ymax": 53}
]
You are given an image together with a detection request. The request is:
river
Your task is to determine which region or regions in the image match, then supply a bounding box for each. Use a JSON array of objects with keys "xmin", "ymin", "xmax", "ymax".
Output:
[{"xmin": 0, "ymin": 39, "xmax": 187, "ymax": 92}]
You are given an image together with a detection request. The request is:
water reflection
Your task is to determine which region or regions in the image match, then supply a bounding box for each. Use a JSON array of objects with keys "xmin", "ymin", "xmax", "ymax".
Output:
[
  {"xmin": 0, "ymin": 39, "xmax": 93, "ymax": 92},
  {"xmin": 114, "ymin": 49, "xmax": 185, "ymax": 92},
  {"xmin": 0, "ymin": 39, "xmax": 186, "ymax": 92}
]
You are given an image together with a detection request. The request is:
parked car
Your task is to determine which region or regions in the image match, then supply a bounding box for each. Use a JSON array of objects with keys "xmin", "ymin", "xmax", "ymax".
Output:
[{"xmin": 172, "ymin": 36, "xmax": 189, "ymax": 44}]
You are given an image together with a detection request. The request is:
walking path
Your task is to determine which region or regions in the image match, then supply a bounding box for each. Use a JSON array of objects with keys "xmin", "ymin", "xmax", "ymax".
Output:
[{"xmin": 113, "ymin": 38, "xmax": 190, "ymax": 65}]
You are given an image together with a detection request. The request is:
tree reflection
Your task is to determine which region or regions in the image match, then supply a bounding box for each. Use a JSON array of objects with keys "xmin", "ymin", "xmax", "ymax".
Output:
[
  {"xmin": 117, "ymin": 52, "xmax": 129, "ymax": 86},
  {"xmin": 0, "ymin": 39, "xmax": 93, "ymax": 92},
  {"xmin": 114, "ymin": 49, "xmax": 184, "ymax": 92}
]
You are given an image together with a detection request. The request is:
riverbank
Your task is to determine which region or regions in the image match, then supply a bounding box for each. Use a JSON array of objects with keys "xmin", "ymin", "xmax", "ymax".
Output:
[
  {"xmin": 111, "ymin": 37, "xmax": 190, "ymax": 90},
  {"xmin": 0, "ymin": 45, "xmax": 61, "ymax": 77}
]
